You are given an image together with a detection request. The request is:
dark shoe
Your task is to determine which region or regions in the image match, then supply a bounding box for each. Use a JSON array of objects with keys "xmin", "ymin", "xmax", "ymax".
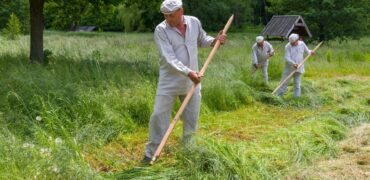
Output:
[{"xmin": 141, "ymin": 156, "xmax": 152, "ymax": 165}]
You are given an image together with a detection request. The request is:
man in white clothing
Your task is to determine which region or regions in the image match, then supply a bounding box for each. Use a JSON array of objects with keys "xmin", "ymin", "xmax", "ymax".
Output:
[
  {"xmin": 277, "ymin": 33, "xmax": 314, "ymax": 97},
  {"xmin": 142, "ymin": 0, "xmax": 227, "ymax": 163},
  {"xmin": 251, "ymin": 36, "xmax": 274, "ymax": 83}
]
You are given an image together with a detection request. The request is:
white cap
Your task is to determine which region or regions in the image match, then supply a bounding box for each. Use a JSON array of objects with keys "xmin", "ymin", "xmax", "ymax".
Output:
[
  {"xmin": 289, "ymin": 33, "xmax": 299, "ymax": 43},
  {"xmin": 256, "ymin": 36, "xmax": 264, "ymax": 43},
  {"xmin": 160, "ymin": 0, "xmax": 183, "ymax": 14}
]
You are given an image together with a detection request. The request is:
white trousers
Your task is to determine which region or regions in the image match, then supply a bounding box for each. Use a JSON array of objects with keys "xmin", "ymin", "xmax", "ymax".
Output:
[
  {"xmin": 277, "ymin": 69, "xmax": 302, "ymax": 97},
  {"xmin": 144, "ymin": 90, "xmax": 201, "ymax": 158},
  {"xmin": 253, "ymin": 61, "xmax": 269, "ymax": 83}
]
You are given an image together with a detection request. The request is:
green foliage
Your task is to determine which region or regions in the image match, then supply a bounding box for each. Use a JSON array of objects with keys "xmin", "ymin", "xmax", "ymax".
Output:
[
  {"xmin": 44, "ymin": 0, "xmax": 120, "ymax": 31},
  {"xmin": 267, "ymin": 0, "xmax": 370, "ymax": 41},
  {"xmin": 183, "ymin": 0, "xmax": 253, "ymax": 31},
  {"xmin": 0, "ymin": 0, "xmax": 29, "ymax": 33},
  {"xmin": 2, "ymin": 13, "xmax": 21, "ymax": 40},
  {"xmin": 81, "ymin": 2, "xmax": 119, "ymax": 31},
  {"xmin": 121, "ymin": 0, "xmax": 163, "ymax": 31},
  {"xmin": 116, "ymin": 4, "xmax": 145, "ymax": 32},
  {"xmin": 44, "ymin": 1, "xmax": 89, "ymax": 30},
  {"xmin": 251, "ymin": 0, "xmax": 269, "ymax": 25},
  {"xmin": 43, "ymin": 0, "xmax": 255, "ymax": 32}
]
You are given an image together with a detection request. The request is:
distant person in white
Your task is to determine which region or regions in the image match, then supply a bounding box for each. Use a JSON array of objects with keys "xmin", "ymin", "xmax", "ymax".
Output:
[
  {"xmin": 277, "ymin": 33, "xmax": 314, "ymax": 97},
  {"xmin": 142, "ymin": 0, "xmax": 227, "ymax": 164},
  {"xmin": 251, "ymin": 36, "xmax": 274, "ymax": 83}
]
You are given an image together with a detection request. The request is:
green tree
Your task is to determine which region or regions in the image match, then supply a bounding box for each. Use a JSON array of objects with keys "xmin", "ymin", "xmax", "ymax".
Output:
[
  {"xmin": 44, "ymin": 0, "xmax": 123, "ymax": 31},
  {"xmin": 82, "ymin": 2, "xmax": 118, "ymax": 31},
  {"xmin": 184, "ymin": 0, "xmax": 252, "ymax": 31},
  {"xmin": 251, "ymin": 0, "xmax": 269, "ymax": 25},
  {"xmin": 2, "ymin": 13, "xmax": 21, "ymax": 40},
  {"xmin": 44, "ymin": 0, "xmax": 92, "ymax": 30},
  {"xmin": 120, "ymin": 0, "xmax": 162, "ymax": 31},
  {"xmin": 116, "ymin": 4, "xmax": 145, "ymax": 32},
  {"xmin": 227, "ymin": 0, "xmax": 253, "ymax": 28},
  {"xmin": 0, "ymin": 0, "xmax": 29, "ymax": 34},
  {"xmin": 267, "ymin": 0, "xmax": 369, "ymax": 41}
]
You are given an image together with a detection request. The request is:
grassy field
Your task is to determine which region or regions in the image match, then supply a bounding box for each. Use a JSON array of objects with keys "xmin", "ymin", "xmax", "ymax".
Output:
[{"xmin": 0, "ymin": 31, "xmax": 369, "ymax": 179}]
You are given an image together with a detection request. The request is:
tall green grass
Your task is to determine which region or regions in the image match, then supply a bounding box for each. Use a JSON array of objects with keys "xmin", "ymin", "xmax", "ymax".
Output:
[{"xmin": 0, "ymin": 31, "xmax": 369, "ymax": 178}]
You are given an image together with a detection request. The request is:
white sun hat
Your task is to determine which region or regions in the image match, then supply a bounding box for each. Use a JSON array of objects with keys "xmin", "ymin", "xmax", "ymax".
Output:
[
  {"xmin": 256, "ymin": 36, "xmax": 264, "ymax": 43},
  {"xmin": 160, "ymin": 0, "xmax": 183, "ymax": 14},
  {"xmin": 289, "ymin": 33, "xmax": 299, "ymax": 43}
]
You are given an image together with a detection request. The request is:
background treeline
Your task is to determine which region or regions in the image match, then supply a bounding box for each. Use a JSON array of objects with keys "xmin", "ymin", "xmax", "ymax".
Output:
[{"xmin": 0, "ymin": 0, "xmax": 369, "ymax": 40}]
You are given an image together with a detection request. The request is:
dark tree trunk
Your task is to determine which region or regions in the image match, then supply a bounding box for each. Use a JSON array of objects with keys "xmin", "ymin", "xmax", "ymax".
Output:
[
  {"xmin": 29, "ymin": 0, "xmax": 44, "ymax": 63},
  {"xmin": 319, "ymin": 23, "xmax": 325, "ymax": 41},
  {"xmin": 261, "ymin": 0, "xmax": 268, "ymax": 25}
]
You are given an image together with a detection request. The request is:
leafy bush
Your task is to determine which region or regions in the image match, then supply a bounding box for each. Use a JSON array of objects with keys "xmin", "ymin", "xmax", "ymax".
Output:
[{"xmin": 116, "ymin": 4, "xmax": 145, "ymax": 32}]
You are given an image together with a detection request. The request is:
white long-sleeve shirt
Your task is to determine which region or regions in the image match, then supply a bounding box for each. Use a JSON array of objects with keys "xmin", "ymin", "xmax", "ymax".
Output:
[
  {"xmin": 284, "ymin": 41, "xmax": 312, "ymax": 73},
  {"xmin": 154, "ymin": 15, "xmax": 215, "ymax": 95},
  {"xmin": 251, "ymin": 41, "xmax": 274, "ymax": 65}
]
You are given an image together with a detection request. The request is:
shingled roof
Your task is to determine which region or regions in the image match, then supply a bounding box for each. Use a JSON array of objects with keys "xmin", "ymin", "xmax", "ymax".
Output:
[{"xmin": 261, "ymin": 15, "xmax": 312, "ymax": 39}]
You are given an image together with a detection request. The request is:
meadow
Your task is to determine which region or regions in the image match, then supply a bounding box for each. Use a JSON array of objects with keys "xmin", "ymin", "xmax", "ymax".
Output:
[{"xmin": 0, "ymin": 31, "xmax": 369, "ymax": 179}]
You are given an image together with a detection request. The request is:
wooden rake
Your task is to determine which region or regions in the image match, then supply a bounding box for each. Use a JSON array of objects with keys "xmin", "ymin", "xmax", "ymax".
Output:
[{"xmin": 149, "ymin": 15, "xmax": 234, "ymax": 165}]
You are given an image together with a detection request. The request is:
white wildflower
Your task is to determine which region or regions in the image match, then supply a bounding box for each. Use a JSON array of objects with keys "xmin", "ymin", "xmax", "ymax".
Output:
[
  {"xmin": 40, "ymin": 148, "xmax": 52, "ymax": 156},
  {"xmin": 22, "ymin": 143, "xmax": 35, "ymax": 148},
  {"xmin": 35, "ymin": 116, "xmax": 42, "ymax": 121},
  {"xmin": 34, "ymin": 171, "xmax": 40, "ymax": 180},
  {"xmin": 51, "ymin": 164, "xmax": 60, "ymax": 173},
  {"xmin": 55, "ymin": 137, "xmax": 62, "ymax": 145},
  {"xmin": 11, "ymin": 135, "xmax": 16, "ymax": 142}
]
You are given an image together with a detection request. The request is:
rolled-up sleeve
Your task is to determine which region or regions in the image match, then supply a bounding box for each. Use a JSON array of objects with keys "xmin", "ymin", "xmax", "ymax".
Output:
[{"xmin": 154, "ymin": 27, "xmax": 191, "ymax": 76}]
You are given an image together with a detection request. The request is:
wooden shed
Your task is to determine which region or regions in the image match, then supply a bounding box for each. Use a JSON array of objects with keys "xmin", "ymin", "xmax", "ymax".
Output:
[{"xmin": 261, "ymin": 15, "xmax": 312, "ymax": 40}]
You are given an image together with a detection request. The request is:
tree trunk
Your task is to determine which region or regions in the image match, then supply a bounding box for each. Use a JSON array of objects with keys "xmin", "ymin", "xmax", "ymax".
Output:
[
  {"xmin": 261, "ymin": 0, "xmax": 268, "ymax": 25},
  {"xmin": 319, "ymin": 23, "xmax": 325, "ymax": 41},
  {"xmin": 29, "ymin": 0, "xmax": 44, "ymax": 63}
]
